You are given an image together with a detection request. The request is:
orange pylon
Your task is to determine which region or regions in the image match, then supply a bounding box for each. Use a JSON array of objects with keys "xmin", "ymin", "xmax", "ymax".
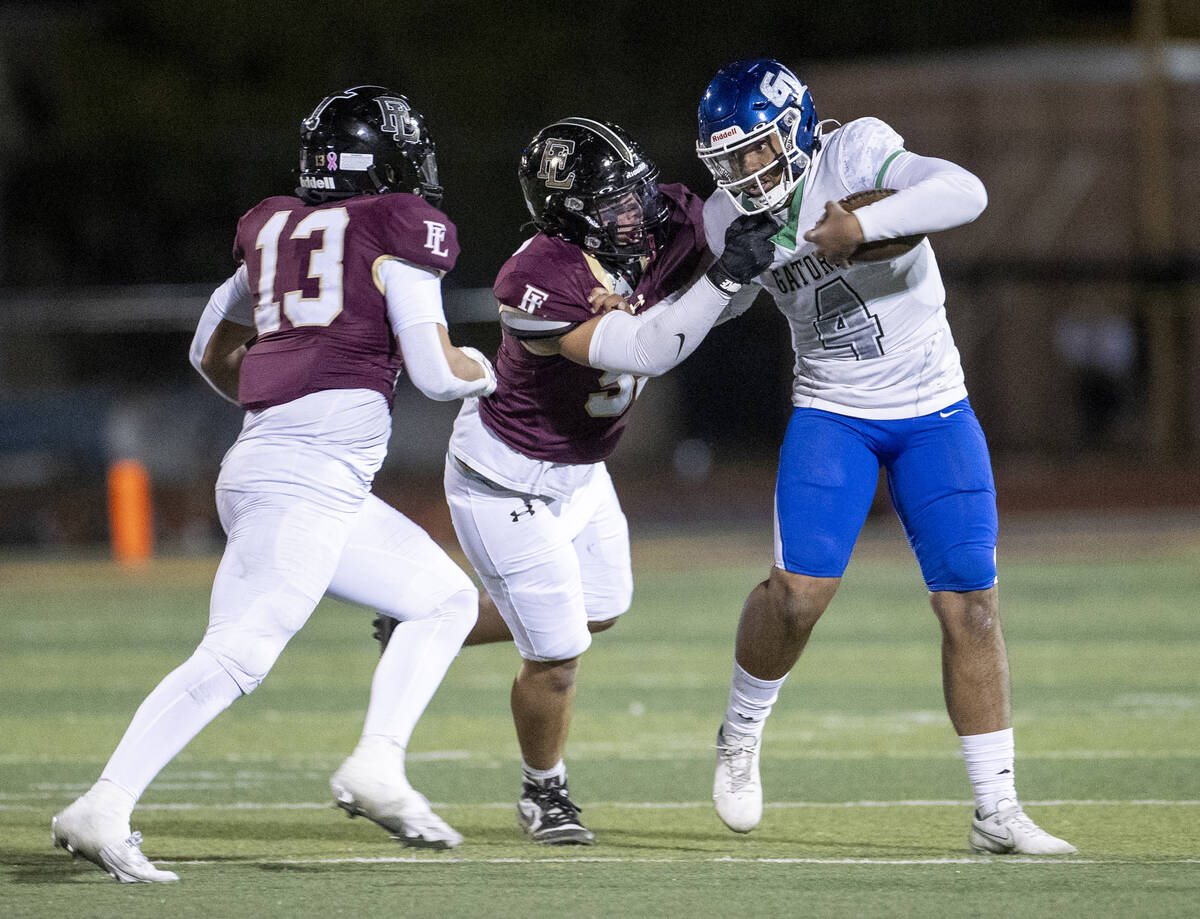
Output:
[{"xmin": 108, "ymin": 459, "xmax": 153, "ymax": 567}]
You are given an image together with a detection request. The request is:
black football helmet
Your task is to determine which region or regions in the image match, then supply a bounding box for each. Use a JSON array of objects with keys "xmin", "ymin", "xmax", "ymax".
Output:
[
  {"xmin": 297, "ymin": 85, "xmax": 443, "ymax": 206},
  {"xmin": 518, "ymin": 117, "xmax": 669, "ymax": 265}
]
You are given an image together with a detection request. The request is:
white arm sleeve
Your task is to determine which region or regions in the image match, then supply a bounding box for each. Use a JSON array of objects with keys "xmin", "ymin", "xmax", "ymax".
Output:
[
  {"xmin": 381, "ymin": 258, "xmax": 453, "ymax": 332},
  {"xmin": 396, "ymin": 322, "xmax": 492, "ymax": 400},
  {"xmin": 714, "ymin": 284, "xmax": 759, "ymax": 326},
  {"xmin": 586, "ymin": 274, "xmax": 731, "ymax": 377},
  {"xmin": 853, "ymin": 152, "xmax": 988, "ymax": 242},
  {"xmin": 189, "ymin": 264, "xmax": 254, "ymax": 404},
  {"xmin": 382, "ymin": 259, "xmax": 494, "ymax": 401}
]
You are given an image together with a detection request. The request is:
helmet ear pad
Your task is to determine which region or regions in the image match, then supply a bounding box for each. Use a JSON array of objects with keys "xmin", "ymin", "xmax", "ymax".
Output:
[{"xmin": 370, "ymin": 163, "xmax": 399, "ymax": 194}]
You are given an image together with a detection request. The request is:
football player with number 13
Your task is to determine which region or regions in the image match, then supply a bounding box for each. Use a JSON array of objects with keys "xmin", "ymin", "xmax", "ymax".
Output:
[
  {"xmin": 697, "ymin": 58, "xmax": 1076, "ymax": 855},
  {"xmin": 52, "ymin": 85, "xmax": 495, "ymax": 882}
]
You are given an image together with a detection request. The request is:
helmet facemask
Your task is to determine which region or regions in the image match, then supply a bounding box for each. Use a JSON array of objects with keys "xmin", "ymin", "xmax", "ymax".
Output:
[
  {"xmin": 698, "ymin": 107, "xmax": 811, "ymax": 215},
  {"xmin": 573, "ymin": 175, "xmax": 669, "ymax": 264}
]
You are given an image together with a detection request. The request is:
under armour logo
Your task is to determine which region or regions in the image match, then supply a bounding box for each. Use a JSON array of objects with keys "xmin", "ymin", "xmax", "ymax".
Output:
[
  {"xmin": 424, "ymin": 221, "xmax": 449, "ymax": 257},
  {"xmin": 511, "ymin": 500, "xmax": 536, "ymax": 522}
]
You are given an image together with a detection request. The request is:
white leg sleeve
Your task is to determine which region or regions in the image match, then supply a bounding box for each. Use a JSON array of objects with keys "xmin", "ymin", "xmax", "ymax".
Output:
[
  {"xmin": 99, "ymin": 647, "xmax": 243, "ymax": 802},
  {"xmin": 360, "ymin": 587, "xmax": 477, "ymax": 743},
  {"xmin": 328, "ymin": 494, "xmax": 477, "ymax": 747}
]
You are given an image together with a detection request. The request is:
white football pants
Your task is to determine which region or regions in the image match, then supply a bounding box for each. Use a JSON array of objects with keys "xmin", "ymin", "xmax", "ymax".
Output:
[
  {"xmin": 99, "ymin": 391, "xmax": 475, "ymax": 803},
  {"xmin": 444, "ymin": 455, "xmax": 632, "ymax": 662}
]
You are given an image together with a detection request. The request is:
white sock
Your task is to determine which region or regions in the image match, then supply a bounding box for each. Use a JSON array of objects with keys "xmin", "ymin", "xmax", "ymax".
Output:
[
  {"xmin": 724, "ymin": 660, "xmax": 785, "ymax": 740},
  {"xmin": 351, "ymin": 733, "xmax": 406, "ymax": 760},
  {"xmin": 523, "ymin": 759, "xmax": 567, "ymax": 785},
  {"xmin": 360, "ymin": 589, "xmax": 475, "ymax": 744},
  {"xmin": 99, "ymin": 647, "xmax": 243, "ymax": 802},
  {"xmin": 84, "ymin": 778, "xmax": 137, "ymax": 822},
  {"xmin": 960, "ymin": 727, "xmax": 1018, "ymax": 814}
]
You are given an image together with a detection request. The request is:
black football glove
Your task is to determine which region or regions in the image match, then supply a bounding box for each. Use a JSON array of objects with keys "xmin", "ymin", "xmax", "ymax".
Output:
[{"xmin": 705, "ymin": 213, "xmax": 778, "ymax": 294}]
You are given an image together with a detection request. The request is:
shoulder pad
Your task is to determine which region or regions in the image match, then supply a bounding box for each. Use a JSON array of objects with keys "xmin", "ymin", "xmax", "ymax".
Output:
[{"xmin": 498, "ymin": 305, "xmax": 580, "ymax": 341}]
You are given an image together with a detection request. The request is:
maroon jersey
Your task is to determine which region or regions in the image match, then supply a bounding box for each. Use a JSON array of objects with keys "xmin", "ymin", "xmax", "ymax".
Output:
[
  {"xmin": 479, "ymin": 183, "xmax": 707, "ymax": 463},
  {"xmin": 234, "ymin": 192, "xmax": 459, "ymax": 411}
]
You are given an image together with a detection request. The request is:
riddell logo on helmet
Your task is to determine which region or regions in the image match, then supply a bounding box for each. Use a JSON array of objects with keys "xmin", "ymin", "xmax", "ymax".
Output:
[
  {"xmin": 710, "ymin": 127, "xmax": 743, "ymax": 143},
  {"xmin": 299, "ymin": 175, "xmax": 336, "ymax": 189}
]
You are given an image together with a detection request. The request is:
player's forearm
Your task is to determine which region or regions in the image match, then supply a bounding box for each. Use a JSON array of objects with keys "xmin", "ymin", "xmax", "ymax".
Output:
[
  {"xmin": 584, "ymin": 275, "xmax": 731, "ymax": 377},
  {"xmin": 855, "ymin": 155, "xmax": 987, "ymax": 241},
  {"xmin": 190, "ymin": 307, "xmax": 253, "ymax": 406},
  {"xmin": 400, "ymin": 322, "xmax": 496, "ymax": 401},
  {"xmin": 190, "ymin": 266, "xmax": 256, "ymax": 405},
  {"xmin": 201, "ymin": 334, "xmax": 248, "ymax": 403}
]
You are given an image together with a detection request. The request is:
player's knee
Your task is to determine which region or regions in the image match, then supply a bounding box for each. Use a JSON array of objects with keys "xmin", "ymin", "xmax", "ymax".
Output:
[
  {"xmin": 765, "ymin": 568, "xmax": 834, "ymax": 637},
  {"xmin": 520, "ymin": 656, "xmax": 579, "ymax": 694},
  {"xmin": 196, "ymin": 639, "xmax": 276, "ymax": 694},
  {"xmin": 437, "ymin": 586, "xmax": 479, "ymax": 642},
  {"xmin": 587, "ymin": 616, "xmax": 619, "ymax": 635},
  {"xmin": 933, "ymin": 587, "xmax": 1000, "ymax": 640}
]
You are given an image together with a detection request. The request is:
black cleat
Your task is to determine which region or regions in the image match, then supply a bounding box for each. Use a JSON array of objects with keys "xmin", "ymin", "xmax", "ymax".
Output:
[{"xmin": 516, "ymin": 777, "xmax": 595, "ymax": 845}]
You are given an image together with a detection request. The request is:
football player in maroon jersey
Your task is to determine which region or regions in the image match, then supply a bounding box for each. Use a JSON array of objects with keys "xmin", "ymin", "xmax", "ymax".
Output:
[
  {"xmin": 52, "ymin": 86, "xmax": 496, "ymax": 882},
  {"xmin": 443, "ymin": 117, "xmax": 775, "ymax": 844}
]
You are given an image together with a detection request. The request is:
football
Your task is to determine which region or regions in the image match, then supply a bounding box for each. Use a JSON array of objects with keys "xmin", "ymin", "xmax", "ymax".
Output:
[{"xmin": 838, "ymin": 188, "xmax": 925, "ymax": 262}]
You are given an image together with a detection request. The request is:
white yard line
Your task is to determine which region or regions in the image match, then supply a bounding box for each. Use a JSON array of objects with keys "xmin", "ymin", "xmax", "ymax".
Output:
[
  {"xmin": 4, "ymin": 798, "xmax": 1198, "ymax": 811},
  {"xmin": 152, "ymin": 855, "xmax": 1200, "ymax": 867}
]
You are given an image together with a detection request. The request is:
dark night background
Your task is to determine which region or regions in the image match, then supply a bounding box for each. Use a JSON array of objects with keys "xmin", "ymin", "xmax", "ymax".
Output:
[
  {"xmin": 2, "ymin": 0, "xmax": 1141, "ymax": 289},
  {"xmin": 2, "ymin": 0, "xmax": 1198, "ymax": 548}
]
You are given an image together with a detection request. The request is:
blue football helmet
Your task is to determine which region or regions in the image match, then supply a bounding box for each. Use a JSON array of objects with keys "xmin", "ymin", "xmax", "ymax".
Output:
[{"xmin": 697, "ymin": 59, "xmax": 819, "ymax": 215}]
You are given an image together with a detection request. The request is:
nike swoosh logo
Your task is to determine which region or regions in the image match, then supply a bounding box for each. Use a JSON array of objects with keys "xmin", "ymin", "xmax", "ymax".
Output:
[
  {"xmin": 973, "ymin": 825, "xmax": 1012, "ymax": 844},
  {"xmin": 939, "ymin": 409, "xmax": 964, "ymax": 418},
  {"xmin": 674, "ymin": 333, "xmax": 686, "ymax": 357}
]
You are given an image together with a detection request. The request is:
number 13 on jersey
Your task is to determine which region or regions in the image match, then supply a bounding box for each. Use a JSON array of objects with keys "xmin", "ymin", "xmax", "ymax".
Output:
[{"xmin": 253, "ymin": 207, "xmax": 350, "ymax": 333}]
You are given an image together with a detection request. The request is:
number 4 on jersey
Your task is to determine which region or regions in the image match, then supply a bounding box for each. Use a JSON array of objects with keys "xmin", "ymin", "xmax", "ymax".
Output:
[{"xmin": 812, "ymin": 277, "xmax": 884, "ymax": 360}]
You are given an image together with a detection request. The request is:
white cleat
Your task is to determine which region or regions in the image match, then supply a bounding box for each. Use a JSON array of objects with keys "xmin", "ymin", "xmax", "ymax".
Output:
[
  {"xmin": 968, "ymin": 799, "xmax": 1078, "ymax": 855},
  {"xmin": 52, "ymin": 796, "xmax": 179, "ymax": 883},
  {"xmin": 331, "ymin": 754, "xmax": 462, "ymax": 849},
  {"xmin": 713, "ymin": 725, "xmax": 763, "ymax": 833}
]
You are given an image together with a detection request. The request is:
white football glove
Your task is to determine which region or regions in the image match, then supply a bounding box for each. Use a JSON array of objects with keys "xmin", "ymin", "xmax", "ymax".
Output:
[{"xmin": 458, "ymin": 346, "xmax": 497, "ymax": 397}]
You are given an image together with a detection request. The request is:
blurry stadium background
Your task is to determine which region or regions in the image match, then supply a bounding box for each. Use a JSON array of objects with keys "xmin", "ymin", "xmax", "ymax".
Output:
[
  {"xmin": 0, "ymin": 0, "xmax": 1197, "ymax": 552},
  {"xmin": 2, "ymin": 4, "xmax": 1199, "ymax": 915}
]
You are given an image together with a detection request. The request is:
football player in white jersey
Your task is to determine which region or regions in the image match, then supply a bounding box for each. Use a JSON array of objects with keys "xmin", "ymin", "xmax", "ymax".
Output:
[
  {"xmin": 696, "ymin": 58, "xmax": 1076, "ymax": 855},
  {"xmin": 51, "ymin": 86, "xmax": 496, "ymax": 883}
]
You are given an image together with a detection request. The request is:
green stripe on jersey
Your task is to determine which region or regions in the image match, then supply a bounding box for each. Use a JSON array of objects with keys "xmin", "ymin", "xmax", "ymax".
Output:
[
  {"xmin": 769, "ymin": 178, "xmax": 807, "ymax": 250},
  {"xmin": 875, "ymin": 150, "xmax": 904, "ymax": 188}
]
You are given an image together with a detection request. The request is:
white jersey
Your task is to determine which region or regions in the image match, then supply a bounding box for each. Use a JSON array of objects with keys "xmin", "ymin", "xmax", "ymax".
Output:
[{"xmin": 704, "ymin": 117, "xmax": 975, "ymax": 419}]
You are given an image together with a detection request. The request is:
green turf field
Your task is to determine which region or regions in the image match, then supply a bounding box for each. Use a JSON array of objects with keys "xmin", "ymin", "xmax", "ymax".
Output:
[{"xmin": 2, "ymin": 518, "xmax": 1198, "ymax": 917}]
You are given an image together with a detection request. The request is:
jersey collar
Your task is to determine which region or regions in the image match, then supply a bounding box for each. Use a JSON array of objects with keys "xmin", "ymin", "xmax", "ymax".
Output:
[{"xmin": 767, "ymin": 179, "xmax": 807, "ymax": 251}]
